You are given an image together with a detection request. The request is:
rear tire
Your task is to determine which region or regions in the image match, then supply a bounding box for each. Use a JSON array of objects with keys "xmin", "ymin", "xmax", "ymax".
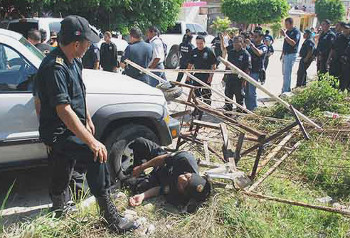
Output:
[
  {"xmin": 104, "ymin": 124, "xmax": 159, "ymax": 186},
  {"xmin": 165, "ymin": 47, "xmax": 180, "ymax": 69}
]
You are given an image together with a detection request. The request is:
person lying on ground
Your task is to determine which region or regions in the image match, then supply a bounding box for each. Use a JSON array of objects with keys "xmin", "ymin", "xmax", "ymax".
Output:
[{"xmin": 125, "ymin": 138, "xmax": 212, "ymax": 213}]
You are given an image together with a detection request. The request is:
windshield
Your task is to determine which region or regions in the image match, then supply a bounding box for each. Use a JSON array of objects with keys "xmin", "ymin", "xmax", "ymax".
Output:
[
  {"xmin": 165, "ymin": 23, "xmax": 182, "ymax": 34},
  {"xmin": 19, "ymin": 37, "xmax": 45, "ymax": 60},
  {"xmin": 8, "ymin": 22, "xmax": 38, "ymax": 39}
]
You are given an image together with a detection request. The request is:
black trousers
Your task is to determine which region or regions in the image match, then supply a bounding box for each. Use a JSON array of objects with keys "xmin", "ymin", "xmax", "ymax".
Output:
[
  {"xmin": 329, "ymin": 59, "xmax": 342, "ymax": 79},
  {"xmin": 296, "ymin": 59, "xmax": 312, "ymax": 87},
  {"xmin": 224, "ymin": 75, "xmax": 244, "ymax": 111},
  {"xmin": 176, "ymin": 62, "xmax": 188, "ymax": 82},
  {"xmin": 192, "ymin": 75, "xmax": 212, "ymax": 105},
  {"xmin": 264, "ymin": 57, "xmax": 270, "ymax": 70},
  {"xmin": 214, "ymin": 48, "xmax": 222, "ymax": 66},
  {"xmin": 340, "ymin": 63, "xmax": 350, "ymax": 91},
  {"xmin": 317, "ymin": 55, "xmax": 328, "ymax": 76},
  {"xmin": 49, "ymin": 136, "xmax": 111, "ymax": 200}
]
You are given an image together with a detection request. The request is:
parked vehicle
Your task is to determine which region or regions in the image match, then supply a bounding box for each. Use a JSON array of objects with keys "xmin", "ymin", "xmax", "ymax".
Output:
[
  {"xmin": 0, "ymin": 29, "xmax": 179, "ymax": 183},
  {"xmin": 161, "ymin": 21, "xmax": 215, "ymax": 69}
]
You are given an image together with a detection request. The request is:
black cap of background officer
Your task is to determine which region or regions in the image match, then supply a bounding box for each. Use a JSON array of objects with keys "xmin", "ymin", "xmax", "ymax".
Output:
[{"xmin": 59, "ymin": 15, "xmax": 100, "ymax": 45}]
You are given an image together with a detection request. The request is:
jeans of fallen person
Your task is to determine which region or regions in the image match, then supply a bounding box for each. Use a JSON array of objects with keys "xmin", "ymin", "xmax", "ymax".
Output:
[
  {"xmin": 245, "ymin": 72, "xmax": 259, "ymax": 111},
  {"xmin": 49, "ymin": 136, "xmax": 111, "ymax": 200},
  {"xmin": 282, "ymin": 53, "xmax": 297, "ymax": 93},
  {"xmin": 149, "ymin": 63, "xmax": 167, "ymax": 87}
]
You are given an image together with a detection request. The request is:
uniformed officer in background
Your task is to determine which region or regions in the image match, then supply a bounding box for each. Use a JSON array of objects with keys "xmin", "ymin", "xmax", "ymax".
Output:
[
  {"xmin": 263, "ymin": 37, "xmax": 274, "ymax": 73},
  {"xmin": 211, "ymin": 32, "xmax": 223, "ymax": 65},
  {"xmin": 28, "ymin": 29, "xmax": 51, "ymax": 55},
  {"xmin": 82, "ymin": 43, "xmax": 100, "ymax": 69},
  {"xmin": 35, "ymin": 15, "xmax": 137, "ymax": 233},
  {"xmin": 223, "ymin": 36, "xmax": 251, "ymax": 111},
  {"xmin": 339, "ymin": 23, "xmax": 350, "ymax": 91},
  {"xmin": 147, "ymin": 26, "xmax": 167, "ymax": 87},
  {"xmin": 187, "ymin": 35, "xmax": 217, "ymax": 105},
  {"xmin": 100, "ymin": 31, "xmax": 119, "ymax": 72},
  {"xmin": 297, "ymin": 29, "xmax": 315, "ymax": 87},
  {"xmin": 176, "ymin": 34, "xmax": 194, "ymax": 82},
  {"xmin": 127, "ymin": 138, "xmax": 212, "ymax": 213},
  {"xmin": 245, "ymin": 30, "xmax": 267, "ymax": 111},
  {"xmin": 315, "ymin": 19, "xmax": 336, "ymax": 75},
  {"xmin": 328, "ymin": 22, "xmax": 347, "ymax": 79},
  {"xmin": 121, "ymin": 27, "xmax": 153, "ymax": 84}
]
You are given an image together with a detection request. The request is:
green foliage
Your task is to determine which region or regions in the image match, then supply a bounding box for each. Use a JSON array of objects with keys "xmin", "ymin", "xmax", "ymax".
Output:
[
  {"xmin": 271, "ymin": 22, "xmax": 282, "ymax": 37},
  {"xmin": 211, "ymin": 17, "xmax": 232, "ymax": 32},
  {"xmin": 258, "ymin": 74, "xmax": 350, "ymax": 119},
  {"xmin": 315, "ymin": 0, "xmax": 346, "ymax": 23},
  {"xmin": 1, "ymin": 0, "xmax": 184, "ymax": 32},
  {"xmin": 222, "ymin": 0, "xmax": 290, "ymax": 24}
]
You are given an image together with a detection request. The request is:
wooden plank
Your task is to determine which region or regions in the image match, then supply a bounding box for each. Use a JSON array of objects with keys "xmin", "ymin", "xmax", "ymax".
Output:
[
  {"xmin": 290, "ymin": 105, "xmax": 310, "ymax": 140},
  {"xmin": 256, "ymin": 133, "xmax": 294, "ymax": 174},
  {"xmin": 220, "ymin": 123, "xmax": 229, "ymax": 150},
  {"xmin": 203, "ymin": 141, "xmax": 210, "ymax": 163},
  {"xmin": 170, "ymin": 110, "xmax": 192, "ymax": 118},
  {"xmin": 248, "ymin": 141, "xmax": 301, "ymax": 192},
  {"xmin": 193, "ymin": 120, "xmax": 221, "ymax": 130},
  {"xmin": 235, "ymin": 132, "xmax": 245, "ymax": 163}
]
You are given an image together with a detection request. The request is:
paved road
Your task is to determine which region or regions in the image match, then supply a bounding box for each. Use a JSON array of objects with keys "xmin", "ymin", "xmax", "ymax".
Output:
[{"xmin": 0, "ymin": 38, "xmax": 317, "ymax": 226}]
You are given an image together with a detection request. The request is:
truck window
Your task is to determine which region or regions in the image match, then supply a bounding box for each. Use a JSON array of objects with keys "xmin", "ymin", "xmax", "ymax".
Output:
[
  {"xmin": 165, "ymin": 23, "xmax": 182, "ymax": 34},
  {"xmin": 0, "ymin": 44, "xmax": 37, "ymax": 92},
  {"xmin": 185, "ymin": 24, "xmax": 196, "ymax": 34},
  {"xmin": 194, "ymin": 24, "xmax": 206, "ymax": 34},
  {"xmin": 8, "ymin": 22, "xmax": 38, "ymax": 39},
  {"xmin": 49, "ymin": 22, "xmax": 61, "ymax": 34}
]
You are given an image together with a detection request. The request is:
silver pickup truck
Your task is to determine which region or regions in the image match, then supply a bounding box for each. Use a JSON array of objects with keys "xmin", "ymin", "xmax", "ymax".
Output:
[{"xmin": 0, "ymin": 29, "xmax": 179, "ymax": 182}]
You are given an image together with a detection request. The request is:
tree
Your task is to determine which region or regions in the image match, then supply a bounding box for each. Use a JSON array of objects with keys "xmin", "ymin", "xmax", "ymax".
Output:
[
  {"xmin": 315, "ymin": 0, "xmax": 345, "ymax": 23},
  {"xmin": 211, "ymin": 17, "xmax": 232, "ymax": 32},
  {"xmin": 222, "ymin": 0, "xmax": 289, "ymax": 25},
  {"xmin": 1, "ymin": 0, "xmax": 184, "ymax": 33}
]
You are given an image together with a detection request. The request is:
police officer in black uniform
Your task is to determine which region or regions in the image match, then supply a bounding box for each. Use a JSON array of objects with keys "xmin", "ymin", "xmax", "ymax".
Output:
[
  {"xmin": 328, "ymin": 22, "xmax": 348, "ymax": 79},
  {"xmin": 127, "ymin": 138, "xmax": 212, "ymax": 213},
  {"xmin": 82, "ymin": 43, "xmax": 100, "ymax": 69},
  {"xmin": 316, "ymin": 19, "xmax": 336, "ymax": 75},
  {"xmin": 176, "ymin": 34, "xmax": 194, "ymax": 82},
  {"xmin": 211, "ymin": 33, "xmax": 223, "ymax": 65},
  {"xmin": 339, "ymin": 23, "xmax": 350, "ymax": 91},
  {"xmin": 297, "ymin": 29, "xmax": 315, "ymax": 87},
  {"xmin": 35, "ymin": 15, "xmax": 137, "ymax": 233},
  {"xmin": 100, "ymin": 31, "xmax": 118, "ymax": 72},
  {"xmin": 187, "ymin": 35, "xmax": 217, "ymax": 105},
  {"xmin": 223, "ymin": 36, "xmax": 251, "ymax": 111}
]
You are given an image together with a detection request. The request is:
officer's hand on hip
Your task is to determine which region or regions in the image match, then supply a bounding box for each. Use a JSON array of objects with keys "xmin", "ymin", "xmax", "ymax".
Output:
[{"xmin": 89, "ymin": 139, "xmax": 108, "ymax": 163}]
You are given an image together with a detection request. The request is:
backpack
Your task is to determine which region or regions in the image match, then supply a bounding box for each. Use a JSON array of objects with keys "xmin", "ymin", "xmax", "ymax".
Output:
[{"xmin": 160, "ymin": 38, "xmax": 168, "ymax": 58}]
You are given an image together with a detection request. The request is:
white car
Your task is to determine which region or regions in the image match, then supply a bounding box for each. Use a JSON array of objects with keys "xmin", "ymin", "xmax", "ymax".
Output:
[
  {"xmin": 161, "ymin": 21, "xmax": 215, "ymax": 69},
  {"xmin": 0, "ymin": 29, "xmax": 179, "ymax": 182}
]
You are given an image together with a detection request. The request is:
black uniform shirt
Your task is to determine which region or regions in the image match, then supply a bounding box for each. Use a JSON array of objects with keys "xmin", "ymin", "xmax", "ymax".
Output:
[
  {"xmin": 247, "ymin": 43, "xmax": 267, "ymax": 73},
  {"xmin": 299, "ymin": 38, "xmax": 315, "ymax": 58},
  {"xmin": 35, "ymin": 47, "xmax": 86, "ymax": 146},
  {"xmin": 227, "ymin": 48, "xmax": 252, "ymax": 72},
  {"xmin": 157, "ymin": 151, "xmax": 199, "ymax": 205},
  {"xmin": 189, "ymin": 47, "xmax": 217, "ymax": 81},
  {"xmin": 316, "ymin": 30, "xmax": 336, "ymax": 57},
  {"xmin": 332, "ymin": 34, "xmax": 350, "ymax": 60},
  {"xmin": 282, "ymin": 27, "xmax": 301, "ymax": 54},
  {"xmin": 82, "ymin": 44, "xmax": 100, "ymax": 69},
  {"xmin": 121, "ymin": 40, "xmax": 153, "ymax": 79},
  {"xmin": 100, "ymin": 42, "xmax": 118, "ymax": 70},
  {"xmin": 211, "ymin": 36, "xmax": 221, "ymax": 49},
  {"xmin": 179, "ymin": 42, "xmax": 195, "ymax": 65}
]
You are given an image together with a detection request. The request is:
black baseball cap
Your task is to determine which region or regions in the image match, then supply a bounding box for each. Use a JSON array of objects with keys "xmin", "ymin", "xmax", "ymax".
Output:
[
  {"xmin": 60, "ymin": 15, "xmax": 100, "ymax": 43},
  {"xmin": 185, "ymin": 174, "xmax": 211, "ymax": 202}
]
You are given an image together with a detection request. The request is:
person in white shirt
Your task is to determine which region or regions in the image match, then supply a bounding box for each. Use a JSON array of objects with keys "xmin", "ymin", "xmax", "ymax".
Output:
[{"xmin": 147, "ymin": 26, "xmax": 167, "ymax": 87}]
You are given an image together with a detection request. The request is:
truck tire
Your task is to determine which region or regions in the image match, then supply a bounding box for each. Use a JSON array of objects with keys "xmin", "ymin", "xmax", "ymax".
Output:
[
  {"xmin": 165, "ymin": 47, "xmax": 180, "ymax": 69},
  {"xmin": 159, "ymin": 83, "xmax": 183, "ymax": 101},
  {"xmin": 104, "ymin": 124, "xmax": 159, "ymax": 186}
]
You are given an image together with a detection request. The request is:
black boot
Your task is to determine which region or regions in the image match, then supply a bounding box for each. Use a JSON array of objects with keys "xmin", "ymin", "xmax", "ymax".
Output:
[{"xmin": 96, "ymin": 195, "xmax": 138, "ymax": 233}]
